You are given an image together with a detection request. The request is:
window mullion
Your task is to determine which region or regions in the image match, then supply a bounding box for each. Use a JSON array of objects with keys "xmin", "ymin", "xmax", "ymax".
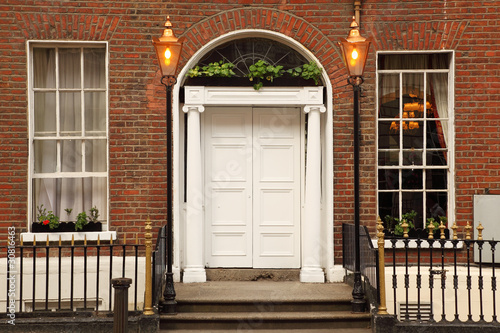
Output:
[
  {"xmin": 81, "ymin": 47, "xmax": 86, "ymax": 172},
  {"xmin": 55, "ymin": 47, "xmax": 61, "ymax": 173}
]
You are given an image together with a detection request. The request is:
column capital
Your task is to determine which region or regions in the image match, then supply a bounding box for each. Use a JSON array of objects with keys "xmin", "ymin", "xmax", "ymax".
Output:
[
  {"xmin": 182, "ymin": 105, "xmax": 205, "ymax": 113},
  {"xmin": 303, "ymin": 105, "xmax": 326, "ymax": 114}
]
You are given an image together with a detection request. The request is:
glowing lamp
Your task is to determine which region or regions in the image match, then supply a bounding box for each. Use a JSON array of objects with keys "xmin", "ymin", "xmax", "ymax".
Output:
[
  {"xmin": 152, "ymin": 16, "xmax": 183, "ymax": 77},
  {"xmin": 338, "ymin": 17, "xmax": 371, "ymax": 78}
]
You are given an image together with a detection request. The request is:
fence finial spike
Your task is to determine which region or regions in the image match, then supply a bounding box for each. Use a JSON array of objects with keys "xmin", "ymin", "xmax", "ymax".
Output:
[
  {"xmin": 452, "ymin": 222, "xmax": 458, "ymax": 240},
  {"xmin": 59, "ymin": 235, "xmax": 62, "ymax": 246},
  {"xmin": 71, "ymin": 234, "xmax": 74, "ymax": 246},
  {"xmin": 465, "ymin": 221, "xmax": 472, "ymax": 240},
  {"xmin": 97, "ymin": 234, "xmax": 100, "ymax": 246},
  {"xmin": 477, "ymin": 222, "xmax": 484, "ymax": 240},
  {"xmin": 402, "ymin": 219, "xmax": 409, "ymax": 238},
  {"xmin": 427, "ymin": 220, "xmax": 435, "ymax": 239},
  {"xmin": 33, "ymin": 234, "xmax": 36, "ymax": 246},
  {"xmin": 46, "ymin": 235, "xmax": 49, "ymax": 246},
  {"xmin": 439, "ymin": 221, "xmax": 446, "ymax": 240},
  {"xmin": 20, "ymin": 234, "xmax": 23, "ymax": 246},
  {"xmin": 84, "ymin": 234, "xmax": 87, "ymax": 246}
]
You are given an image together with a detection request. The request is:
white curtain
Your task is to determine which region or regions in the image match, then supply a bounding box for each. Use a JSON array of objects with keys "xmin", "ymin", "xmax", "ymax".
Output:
[{"xmin": 33, "ymin": 48, "xmax": 106, "ymax": 223}]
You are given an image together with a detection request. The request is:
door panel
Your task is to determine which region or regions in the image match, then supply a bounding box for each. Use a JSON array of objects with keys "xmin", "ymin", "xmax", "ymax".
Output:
[
  {"xmin": 205, "ymin": 107, "xmax": 253, "ymax": 267},
  {"xmin": 205, "ymin": 107, "xmax": 301, "ymax": 268},
  {"xmin": 253, "ymin": 108, "xmax": 301, "ymax": 268}
]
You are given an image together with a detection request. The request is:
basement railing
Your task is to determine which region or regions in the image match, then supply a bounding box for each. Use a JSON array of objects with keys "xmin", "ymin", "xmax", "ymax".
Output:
[
  {"xmin": 376, "ymin": 217, "xmax": 500, "ymax": 328},
  {"xmin": 4, "ymin": 230, "xmax": 147, "ymax": 315},
  {"xmin": 343, "ymin": 223, "xmax": 380, "ymax": 304}
]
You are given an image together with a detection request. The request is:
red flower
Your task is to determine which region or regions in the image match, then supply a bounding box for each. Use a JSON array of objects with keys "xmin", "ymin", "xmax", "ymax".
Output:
[{"xmin": 43, "ymin": 219, "xmax": 50, "ymax": 225}]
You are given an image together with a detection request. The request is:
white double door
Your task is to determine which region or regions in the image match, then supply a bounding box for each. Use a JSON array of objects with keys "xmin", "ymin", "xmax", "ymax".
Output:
[{"xmin": 204, "ymin": 106, "xmax": 302, "ymax": 268}]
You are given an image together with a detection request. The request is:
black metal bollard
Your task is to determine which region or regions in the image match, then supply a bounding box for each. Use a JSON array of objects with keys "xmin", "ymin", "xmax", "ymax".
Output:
[{"xmin": 112, "ymin": 277, "xmax": 132, "ymax": 333}]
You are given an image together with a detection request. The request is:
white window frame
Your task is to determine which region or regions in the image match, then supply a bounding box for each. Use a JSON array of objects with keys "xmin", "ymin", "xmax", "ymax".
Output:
[
  {"xmin": 376, "ymin": 50, "xmax": 455, "ymax": 231},
  {"xmin": 23, "ymin": 40, "xmax": 114, "ymax": 242}
]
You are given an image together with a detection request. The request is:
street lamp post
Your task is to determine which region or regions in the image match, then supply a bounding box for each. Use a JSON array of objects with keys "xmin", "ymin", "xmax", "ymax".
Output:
[
  {"xmin": 338, "ymin": 17, "xmax": 371, "ymax": 313},
  {"xmin": 152, "ymin": 16, "xmax": 183, "ymax": 314}
]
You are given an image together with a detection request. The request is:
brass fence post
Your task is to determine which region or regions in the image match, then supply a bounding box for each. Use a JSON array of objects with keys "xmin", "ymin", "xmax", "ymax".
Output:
[
  {"xmin": 376, "ymin": 216, "xmax": 388, "ymax": 314},
  {"xmin": 143, "ymin": 218, "xmax": 154, "ymax": 315}
]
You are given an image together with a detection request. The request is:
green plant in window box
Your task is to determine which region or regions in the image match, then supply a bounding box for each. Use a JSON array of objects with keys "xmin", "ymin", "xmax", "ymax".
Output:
[
  {"xmin": 247, "ymin": 60, "xmax": 284, "ymax": 90},
  {"xmin": 75, "ymin": 211, "xmax": 88, "ymax": 231},
  {"xmin": 287, "ymin": 61, "xmax": 323, "ymax": 85},
  {"xmin": 389, "ymin": 210, "xmax": 417, "ymax": 237},
  {"xmin": 36, "ymin": 204, "xmax": 60, "ymax": 230},
  {"xmin": 75, "ymin": 206, "xmax": 100, "ymax": 231},
  {"xmin": 187, "ymin": 60, "xmax": 236, "ymax": 78}
]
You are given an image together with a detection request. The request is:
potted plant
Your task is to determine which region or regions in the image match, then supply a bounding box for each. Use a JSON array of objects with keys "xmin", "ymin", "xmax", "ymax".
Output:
[
  {"xmin": 286, "ymin": 61, "xmax": 323, "ymax": 85},
  {"xmin": 187, "ymin": 60, "xmax": 236, "ymax": 78},
  {"xmin": 246, "ymin": 60, "xmax": 285, "ymax": 90},
  {"xmin": 33, "ymin": 204, "xmax": 60, "ymax": 232},
  {"xmin": 75, "ymin": 206, "xmax": 102, "ymax": 232}
]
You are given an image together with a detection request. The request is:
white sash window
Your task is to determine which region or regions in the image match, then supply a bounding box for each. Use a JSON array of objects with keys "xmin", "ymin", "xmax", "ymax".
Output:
[{"xmin": 29, "ymin": 42, "xmax": 108, "ymax": 229}]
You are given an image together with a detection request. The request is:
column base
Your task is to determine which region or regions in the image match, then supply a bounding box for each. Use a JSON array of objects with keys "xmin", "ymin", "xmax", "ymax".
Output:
[
  {"xmin": 182, "ymin": 267, "xmax": 207, "ymax": 283},
  {"xmin": 300, "ymin": 267, "xmax": 325, "ymax": 283},
  {"xmin": 327, "ymin": 265, "xmax": 346, "ymax": 283}
]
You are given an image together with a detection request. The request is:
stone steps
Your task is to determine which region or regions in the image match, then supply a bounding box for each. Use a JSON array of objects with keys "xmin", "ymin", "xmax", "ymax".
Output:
[{"xmin": 159, "ymin": 281, "xmax": 372, "ymax": 332}]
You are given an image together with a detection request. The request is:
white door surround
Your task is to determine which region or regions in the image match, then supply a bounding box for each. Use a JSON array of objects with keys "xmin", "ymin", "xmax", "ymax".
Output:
[
  {"xmin": 171, "ymin": 29, "xmax": 341, "ymax": 284},
  {"xmin": 182, "ymin": 86, "xmax": 326, "ymax": 283}
]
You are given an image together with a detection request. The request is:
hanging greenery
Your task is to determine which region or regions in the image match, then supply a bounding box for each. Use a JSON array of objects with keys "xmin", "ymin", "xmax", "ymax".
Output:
[{"xmin": 186, "ymin": 59, "xmax": 323, "ymax": 90}]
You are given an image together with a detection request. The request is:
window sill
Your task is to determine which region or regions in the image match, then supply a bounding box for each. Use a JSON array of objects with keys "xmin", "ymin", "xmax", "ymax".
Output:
[
  {"xmin": 21, "ymin": 231, "xmax": 117, "ymax": 243},
  {"xmin": 372, "ymin": 239, "xmax": 464, "ymax": 249}
]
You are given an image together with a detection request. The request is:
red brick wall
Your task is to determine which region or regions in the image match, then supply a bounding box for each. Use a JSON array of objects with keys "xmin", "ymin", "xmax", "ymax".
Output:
[{"xmin": 1, "ymin": 1, "xmax": 499, "ymax": 264}]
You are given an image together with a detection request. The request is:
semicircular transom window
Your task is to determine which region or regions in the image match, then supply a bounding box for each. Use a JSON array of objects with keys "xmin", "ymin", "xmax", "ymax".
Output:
[{"xmin": 185, "ymin": 38, "xmax": 323, "ymax": 87}]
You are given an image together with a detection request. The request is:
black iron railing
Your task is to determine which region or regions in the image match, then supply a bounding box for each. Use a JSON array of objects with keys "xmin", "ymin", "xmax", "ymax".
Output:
[
  {"xmin": 387, "ymin": 237, "xmax": 500, "ymax": 323},
  {"xmin": 4, "ymin": 236, "xmax": 143, "ymax": 314},
  {"xmin": 343, "ymin": 223, "xmax": 379, "ymax": 297},
  {"xmin": 152, "ymin": 225, "xmax": 166, "ymax": 308}
]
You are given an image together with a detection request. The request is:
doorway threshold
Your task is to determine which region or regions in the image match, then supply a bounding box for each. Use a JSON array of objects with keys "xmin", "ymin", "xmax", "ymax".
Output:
[{"xmin": 205, "ymin": 268, "xmax": 300, "ymax": 282}]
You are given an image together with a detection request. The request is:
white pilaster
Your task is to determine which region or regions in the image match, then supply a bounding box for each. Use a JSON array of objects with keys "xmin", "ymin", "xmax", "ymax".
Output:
[
  {"xmin": 301, "ymin": 105, "xmax": 326, "ymax": 283},
  {"xmin": 182, "ymin": 105, "xmax": 206, "ymax": 283}
]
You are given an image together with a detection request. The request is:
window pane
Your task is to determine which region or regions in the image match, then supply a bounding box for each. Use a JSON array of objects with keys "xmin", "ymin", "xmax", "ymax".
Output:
[
  {"xmin": 402, "ymin": 169, "xmax": 422, "ymax": 189},
  {"xmin": 84, "ymin": 48, "xmax": 106, "ymax": 88},
  {"xmin": 378, "ymin": 121, "xmax": 400, "ymax": 149},
  {"xmin": 378, "ymin": 150, "xmax": 399, "ymax": 166},
  {"xmin": 427, "ymin": 120, "xmax": 447, "ymax": 149},
  {"xmin": 426, "ymin": 169, "xmax": 447, "ymax": 189},
  {"xmin": 85, "ymin": 139, "xmax": 107, "ymax": 172},
  {"xmin": 61, "ymin": 139, "xmax": 82, "ymax": 172},
  {"xmin": 379, "ymin": 169, "xmax": 399, "ymax": 190},
  {"xmin": 425, "ymin": 192, "xmax": 447, "ymax": 221},
  {"xmin": 60, "ymin": 92, "xmax": 82, "ymax": 136},
  {"xmin": 379, "ymin": 192, "xmax": 399, "ymax": 223},
  {"xmin": 34, "ymin": 140, "xmax": 57, "ymax": 173},
  {"xmin": 378, "ymin": 74, "xmax": 399, "ymax": 118},
  {"xmin": 426, "ymin": 150, "xmax": 447, "ymax": 166},
  {"xmin": 85, "ymin": 92, "xmax": 106, "ymax": 135},
  {"xmin": 34, "ymin": 92, "xmax": 56, "ymax": 136},
  {"xmin": 403, "ymin": 149, "xmax": 422, "ymax": 166},
  {"xmin": 402, "ymin": 121, "xmax": 423, "ymax": 148},
  {"xmin": 33, "ymin": 177, "xmax": 107, "ymax": 223},
  {"xmin": 402, "ymin": 192, "xmax": 423, "ymax": 228},
  {"xmin": 59, "ymin": 48, "xmax": 81, "ymax": 89},
  {"xmin": 428, "ymin": 73, "xmax": 448, "ymax": 119},
  {"xmin": 33, "ymin": 48, "xmax": 55, "ymax": 88}
]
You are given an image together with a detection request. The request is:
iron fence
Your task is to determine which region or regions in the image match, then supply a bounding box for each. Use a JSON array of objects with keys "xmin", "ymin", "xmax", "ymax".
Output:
[
  {"xmin": 4, "ymin": 236, "xmax": 144, "ymax": 314},
  {"xmin": 387, "ymin": 237, "xmax": 500, "ymax": 323},
  {"xmin": 342, "ymin": 223, "xmax": 379, "ymax": 296}
]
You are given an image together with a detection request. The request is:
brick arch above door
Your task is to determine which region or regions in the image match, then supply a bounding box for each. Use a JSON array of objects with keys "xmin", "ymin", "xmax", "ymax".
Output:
[{"xmin": 178, "ymin": 7, "xmax": 342, "ymax": 83}]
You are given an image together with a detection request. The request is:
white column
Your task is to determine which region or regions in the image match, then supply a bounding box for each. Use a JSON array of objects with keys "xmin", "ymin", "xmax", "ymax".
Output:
[
  {"xmin": 301, "ymin": 105, "xmax": 326, "ymax": 283},
  {"xmin": 182, "ymin": 105, "xmax": 206, "ymax": 283}
]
